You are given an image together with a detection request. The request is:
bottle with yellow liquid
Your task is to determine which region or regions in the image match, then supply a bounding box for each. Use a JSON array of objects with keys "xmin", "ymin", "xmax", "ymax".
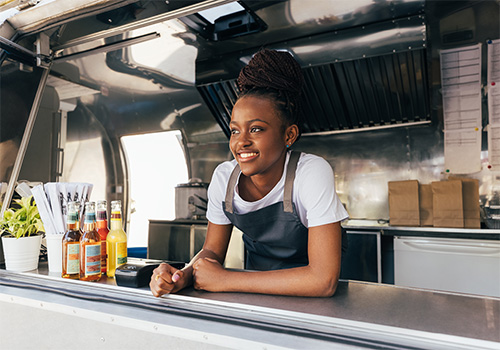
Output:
[{"xmin": 106, "ymin": 200, "xmax": 127, "ymax": 277}]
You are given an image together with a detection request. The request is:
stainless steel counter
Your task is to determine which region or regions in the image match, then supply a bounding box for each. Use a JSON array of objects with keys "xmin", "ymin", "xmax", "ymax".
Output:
[
  {"xmin": 343, "ymin": 220, "xmax": 500, "ymax": 240},
  {"xmin": 0, "ymin": 262, "xmax": 499, "ymax": 350}
]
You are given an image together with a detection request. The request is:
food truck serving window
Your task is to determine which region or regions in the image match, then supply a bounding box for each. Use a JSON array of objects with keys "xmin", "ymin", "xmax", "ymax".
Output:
[{"xmin": 121, "ymin": 130, "xmax": 187, "ymax": 248}]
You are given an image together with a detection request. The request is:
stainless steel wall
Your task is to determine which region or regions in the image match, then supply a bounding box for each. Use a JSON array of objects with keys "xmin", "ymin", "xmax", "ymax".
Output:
[{"xmin": 1, "ymin": 0, "xmax": 498, "ymax": 226}]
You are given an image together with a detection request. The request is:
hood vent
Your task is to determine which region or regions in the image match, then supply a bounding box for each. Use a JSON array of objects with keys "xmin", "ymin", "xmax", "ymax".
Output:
[{"xmin": 197, "ymin": 47, "xmax": 430, "ymax": 138}]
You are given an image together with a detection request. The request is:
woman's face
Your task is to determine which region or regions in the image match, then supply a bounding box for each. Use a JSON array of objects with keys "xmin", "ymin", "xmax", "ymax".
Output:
[{"xmin": 229, "ymin": 95, "xmax": 296, "ymax": 178}]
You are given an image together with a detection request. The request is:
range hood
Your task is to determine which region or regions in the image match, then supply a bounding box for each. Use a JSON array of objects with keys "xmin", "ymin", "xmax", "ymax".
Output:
[{"xmin": 196, "ymin": 9, "xmax": 430, "ymax": 137}]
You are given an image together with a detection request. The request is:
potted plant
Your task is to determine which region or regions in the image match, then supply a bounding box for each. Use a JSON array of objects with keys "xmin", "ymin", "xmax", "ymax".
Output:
[{"xmin": 0, "ymin": 196, "xmax": 45, "ymax": 271}]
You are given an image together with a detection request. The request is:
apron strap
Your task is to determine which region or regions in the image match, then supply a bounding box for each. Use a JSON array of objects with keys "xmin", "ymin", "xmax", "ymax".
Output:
[
  {"xmin": 224, "ymin": 151, "xmax": 302, "ymax": 214},
  {"xmin": 224, "ymin": 163, "xmax": 241, "ymax": 214},
  {"xmin": 283, "ymin": 151, "xmax": 301, "ymax": 213}
]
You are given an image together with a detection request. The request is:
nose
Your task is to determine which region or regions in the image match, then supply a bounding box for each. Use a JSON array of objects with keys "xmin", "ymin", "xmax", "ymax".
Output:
[{"xmin": 235, "ymin": 130, "xmax": 251, "ymax": 147}]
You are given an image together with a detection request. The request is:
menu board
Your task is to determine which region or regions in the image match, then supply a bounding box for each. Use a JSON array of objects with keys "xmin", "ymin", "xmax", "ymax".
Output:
[
  {"xmin": 440, "ymin": 44, "xmax": 482, "ymax": 174},
  {"xmin": 487, "ymin": 39, "xmax": 500, "ymax": 169}
]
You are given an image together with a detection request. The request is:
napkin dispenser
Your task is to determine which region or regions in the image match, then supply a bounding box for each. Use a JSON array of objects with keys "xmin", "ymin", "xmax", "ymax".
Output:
[{"xmin": 115, "ymin": 258, "xmax": 185, "ymax": 288}]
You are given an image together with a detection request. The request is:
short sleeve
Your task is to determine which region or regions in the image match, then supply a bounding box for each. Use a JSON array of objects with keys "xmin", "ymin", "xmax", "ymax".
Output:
[
  {"xmin": 206, "ymin": 161, "xmax": 234, "ymax": 225},
  {"xmin": 294, "ymin": 155, "xmax": 349, "ymax": 227}
]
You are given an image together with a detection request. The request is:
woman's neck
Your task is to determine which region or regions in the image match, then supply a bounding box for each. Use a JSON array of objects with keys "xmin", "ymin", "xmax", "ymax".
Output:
[{"xmin": 238, "ymin": 152, "xmax": 288, "ymax": 202}]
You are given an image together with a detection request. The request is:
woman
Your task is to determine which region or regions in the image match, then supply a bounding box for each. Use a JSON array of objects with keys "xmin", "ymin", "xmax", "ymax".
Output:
[{"xmin": 150, "ymin": 49, "xmax": 348, "ymax": 297}]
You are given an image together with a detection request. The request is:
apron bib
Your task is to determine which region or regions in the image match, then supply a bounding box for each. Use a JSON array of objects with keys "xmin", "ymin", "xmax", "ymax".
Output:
[{"xmin": 223, "ymin": 151, "xmax": 309, "ymax": 270}]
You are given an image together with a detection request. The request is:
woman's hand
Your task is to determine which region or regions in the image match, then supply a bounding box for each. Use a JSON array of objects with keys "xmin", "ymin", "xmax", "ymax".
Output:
[
  {"xmin": 150, "ymin": 263, "xmax": 187, "ymax": 297},
  {"xmin": 192, "ymin": 257, "xmax": 227, "ymax": 292}
]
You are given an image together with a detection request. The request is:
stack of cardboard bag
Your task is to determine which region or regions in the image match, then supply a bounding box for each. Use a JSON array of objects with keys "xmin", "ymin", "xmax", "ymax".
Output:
[{"xmin": 388, "ymin": 178, "xmax": 480, "ymax": 228}]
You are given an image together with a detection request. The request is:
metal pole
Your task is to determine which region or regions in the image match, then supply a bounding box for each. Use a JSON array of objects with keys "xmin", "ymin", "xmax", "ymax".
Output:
[{"xmin": 0, "ymin": 63, "xmax": 52, "ymax": 217}]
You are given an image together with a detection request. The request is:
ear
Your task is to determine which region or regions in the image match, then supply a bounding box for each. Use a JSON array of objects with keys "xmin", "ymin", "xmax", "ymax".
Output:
[{"xmin": 284, "ymin": 124, "xmax": 299, "ymax": 146}]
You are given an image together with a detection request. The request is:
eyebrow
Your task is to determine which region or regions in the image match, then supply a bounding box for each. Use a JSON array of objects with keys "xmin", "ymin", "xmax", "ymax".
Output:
[{"xmin": 229, "ymin": 118, "xmax": 271, "ymax": 125}]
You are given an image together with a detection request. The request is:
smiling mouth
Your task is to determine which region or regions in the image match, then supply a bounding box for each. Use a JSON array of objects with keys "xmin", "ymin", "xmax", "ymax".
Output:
[{"xmin": 238, "ymin": 152, "xmax": 258, "ymax": 160}]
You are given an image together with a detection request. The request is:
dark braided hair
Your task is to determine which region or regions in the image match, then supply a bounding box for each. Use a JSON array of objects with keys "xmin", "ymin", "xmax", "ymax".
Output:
[{"xmin": 237, "ymin": 49, "xmax": 305, "ymax": 140}]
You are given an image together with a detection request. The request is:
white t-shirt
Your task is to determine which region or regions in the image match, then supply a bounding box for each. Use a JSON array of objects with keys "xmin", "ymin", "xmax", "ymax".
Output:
[{"xmin": 207, "ymin": 152, "xmax": 349, "ymax": 228}]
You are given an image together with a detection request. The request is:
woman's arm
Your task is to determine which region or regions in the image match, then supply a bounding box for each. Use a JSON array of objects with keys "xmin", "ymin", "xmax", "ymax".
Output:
[
  {"xmin": 192, "ymin": 221, "xmax": 342, "ymax": 297},
  {"xmin": 150, "ymin": 221, "xmax": 233, "ymax": 297}
]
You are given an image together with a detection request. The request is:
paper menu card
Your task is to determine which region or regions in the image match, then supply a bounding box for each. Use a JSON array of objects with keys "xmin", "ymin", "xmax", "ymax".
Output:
[
  {"xmin": 489, "ymin": 124, "xmax": 500, "ymax": 167},
  {"xmin": 487, "ymin": 39, "xmax": 500, "ymax": 169},
  {"xmin": 444, "ymin": 128, "xmax": 482, "ymax": 174},
  {"xmin": 440, "ymin": 44, "xmax": 482, "ymax": 174},
  {"xmin": 487, "ymin": 39, "xmax": 500, "ymax": 124}
]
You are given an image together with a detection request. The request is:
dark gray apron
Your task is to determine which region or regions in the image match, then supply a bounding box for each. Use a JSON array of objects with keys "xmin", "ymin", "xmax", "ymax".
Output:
[{"xmin": 223, "ymin": 151, "xmax": 309, "ymax": 270}]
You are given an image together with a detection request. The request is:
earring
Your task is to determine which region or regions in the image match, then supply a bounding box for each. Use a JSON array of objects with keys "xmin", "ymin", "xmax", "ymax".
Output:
[{"xmin": 286, "ymin": 144, "xmax": 290, "ymax": 148}]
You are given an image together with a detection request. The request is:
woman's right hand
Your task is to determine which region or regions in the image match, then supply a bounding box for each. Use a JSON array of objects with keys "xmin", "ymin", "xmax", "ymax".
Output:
[{"xmin": 150, "ymin": 263, "xmax": 187, "ymax": 297}]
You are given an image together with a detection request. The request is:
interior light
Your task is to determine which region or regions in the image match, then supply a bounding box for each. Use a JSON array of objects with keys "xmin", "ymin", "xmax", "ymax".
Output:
[{"xmin": 198, "ymin": 2, "xmax": 244, "ymax": 23}]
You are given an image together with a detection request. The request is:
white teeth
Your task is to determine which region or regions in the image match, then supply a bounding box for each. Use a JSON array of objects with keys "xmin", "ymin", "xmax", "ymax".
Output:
[{"xmin": 240, "ymin": 152, "xmax": 257, "ymax": 158}]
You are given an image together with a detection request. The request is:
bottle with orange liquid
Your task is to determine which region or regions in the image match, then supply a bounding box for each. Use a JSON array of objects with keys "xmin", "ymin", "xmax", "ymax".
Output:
[
  {"xmin": 62, "ymin": 201, "xmax": 81, "ymax": 279},
  {"xmin": 96, "ymin": 200, "xmax": 109, "ymax": 275},
  {"xmin": 106, "ymin": 200, "xmax": 127, "ymax": 277},
  {"xmin": 80, "ymin": 202, "xmax": 101, "ymax": 282}
]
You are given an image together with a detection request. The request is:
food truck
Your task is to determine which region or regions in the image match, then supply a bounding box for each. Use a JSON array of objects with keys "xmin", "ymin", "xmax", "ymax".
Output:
[{"xmin": 0, "ymin": 0, "xmax": 499, "ymax": 348}]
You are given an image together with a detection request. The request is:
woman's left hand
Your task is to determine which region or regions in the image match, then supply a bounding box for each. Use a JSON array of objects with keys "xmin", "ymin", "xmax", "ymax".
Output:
[{"xmin": 192, "ymin": 257, "xmax": 227, "ymax": 292}]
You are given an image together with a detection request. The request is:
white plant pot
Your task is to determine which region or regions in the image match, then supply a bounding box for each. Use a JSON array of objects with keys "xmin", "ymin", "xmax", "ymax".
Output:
[{"xmin": 1, "ymin": 235, "xmax": 42, "ymax": 272}]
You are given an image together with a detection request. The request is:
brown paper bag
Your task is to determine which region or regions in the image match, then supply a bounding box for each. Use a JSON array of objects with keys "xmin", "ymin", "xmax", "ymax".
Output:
[
  {"xmin": 449, "ymin": 177, "xmax": 480, "ymax": 228},
  {"xmin": 388, "ymin": 180, "xmax": 420, "ymax": 226},
  {"xmin": 419, "ymin": 184, "xmax": 433, "ymax": 226},
  {"xmin": 431, "ymin": 180, "xmax": 464, "ymax": 228}
]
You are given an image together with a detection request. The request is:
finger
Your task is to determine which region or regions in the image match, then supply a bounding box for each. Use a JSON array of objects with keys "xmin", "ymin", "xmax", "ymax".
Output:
[
  {"xmin": 172, "ymin": 271, "xmax": 181, "ymax": 282},
  {"xmin": 204, "ymin": 258, "xmax": 218, "ymax": 263},
  {"xmin": 150, "ymin": 279, "xmax": 163, "ymax": 297}
]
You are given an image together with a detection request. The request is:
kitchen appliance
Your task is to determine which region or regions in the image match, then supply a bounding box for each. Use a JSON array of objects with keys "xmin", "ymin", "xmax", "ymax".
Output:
[
  {"xmin": 394, "ymin": 236, "xmax": 500, "ymax": 297},
  {"xmin": 175, "ymin": 180, "xmax": 208, "ymax": 220},
  {"xmin": 148, "ymin": 219, "xmax": 208, "ymax": 262},
  {"xmin": 148, "ymin": 219, "xmax": 245, "ymax": 268},
  {"xmin": 115, "ymin": 258, "xmax": 185, "ymax": 288}
]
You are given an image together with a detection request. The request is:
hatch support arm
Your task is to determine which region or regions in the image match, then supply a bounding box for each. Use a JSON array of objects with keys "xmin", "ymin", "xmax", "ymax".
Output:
[{"xmin": 0, "ymin": 34, "xmax": 52, "ymax": 216}]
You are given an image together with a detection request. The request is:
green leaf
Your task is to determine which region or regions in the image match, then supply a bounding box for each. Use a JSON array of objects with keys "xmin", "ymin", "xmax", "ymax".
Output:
[{"xmin": 0, "ymin": 195, "xmax": 43, "ymax": 238}]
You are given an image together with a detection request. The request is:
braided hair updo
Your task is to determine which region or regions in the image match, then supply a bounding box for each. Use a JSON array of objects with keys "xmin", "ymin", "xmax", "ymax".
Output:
[{"xmin": 237, "ymin": 49, "xmax": 305, "ymax": 140}]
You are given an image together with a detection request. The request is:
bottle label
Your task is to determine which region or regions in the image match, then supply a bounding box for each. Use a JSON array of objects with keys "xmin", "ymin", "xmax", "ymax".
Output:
[
  {"xmin": 101, "ymin": 241, "xmax": 107, "ymax": 272},
  {"xmin": 84, "ymin": 243, "xmax": 101, "ymax": 276},
  {"xmin": 84, "ymin": 213, "xmax": 96, "ymax": 224},
  {"xmin": 116, "ymin": 242, "xmax": 127, "ymax": 265},
  {"xmin": 67, "ymin": 243, "xmax": 80, "ymax": 274},
  {"xmin": 111, "ymin": 211, "xmax": 122, "ymax": 222},
  {"xmin": 67, "ymin": 213, "xmax": 78, "ymax": 224}
]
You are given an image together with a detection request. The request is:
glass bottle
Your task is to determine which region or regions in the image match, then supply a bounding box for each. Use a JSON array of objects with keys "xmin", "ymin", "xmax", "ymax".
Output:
[
  {"xmin": 62, "ymin": 201, "xmax": 81, "ymax": 279},
  {"xmin": 96, "ymin": 200, "xmax": 109, "ymax": 275},
  {"xmin": 106, "ymin": 200, "xmax": 127, "ymax": 277},
  {"xmin": 80, "ymin": 202, "xmax": 101, "ymax": 282}
]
